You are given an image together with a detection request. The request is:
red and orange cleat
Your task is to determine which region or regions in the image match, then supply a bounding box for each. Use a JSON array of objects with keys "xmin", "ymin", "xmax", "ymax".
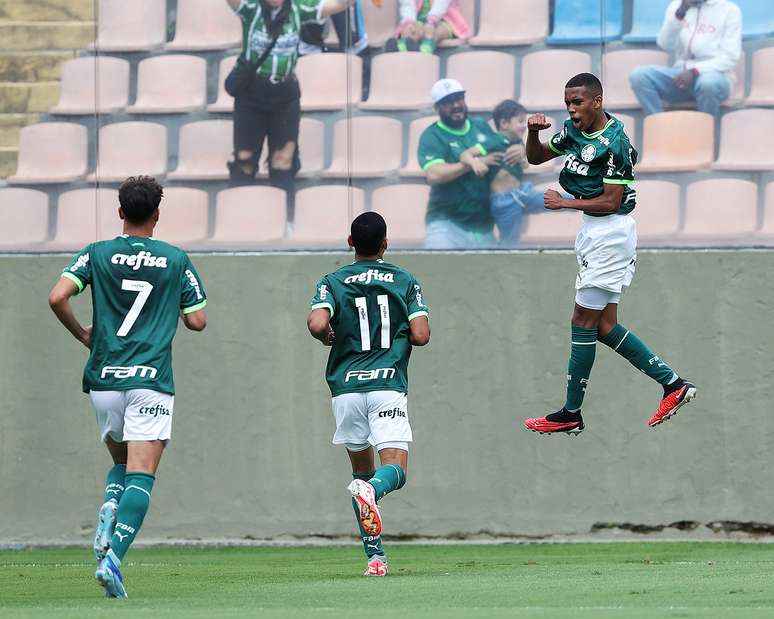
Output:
[
  {"xmin": 648, "ymin": 379, "xmax": 697, "ymax": 427},
  {"xmin": 524, "ymin": 408, "xmax": 584, "ymax": 435},
  {"xmin": 363, "ymin": 555, "xmax": 388, "ymax": 576},
  {"xmin": 348, "ymin": 479, "xmax": 383, "ymax": 536}
]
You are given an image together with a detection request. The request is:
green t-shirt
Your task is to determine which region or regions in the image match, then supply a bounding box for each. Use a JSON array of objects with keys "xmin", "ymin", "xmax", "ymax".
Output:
[
  {"xmin": 234, "ymin": 0, "xmax": 322, "ymax": 81},
  {"xmin": 477, "ymin": 132, "xmax": 525, "ymax": 183},
  {"xmin": 310, "ymin": 259, "xmax": 429, "ymax": 397},
  {"xmin": 418, "ymin": 117, "xmax": 496, "ymax": 232},
  {"xmin": 548, "ymin": 113, "xmax": 638, "ymax": 215},
  {"xmin": 62, "ymin": 235, "xmax": 207, "ymax": 395}
]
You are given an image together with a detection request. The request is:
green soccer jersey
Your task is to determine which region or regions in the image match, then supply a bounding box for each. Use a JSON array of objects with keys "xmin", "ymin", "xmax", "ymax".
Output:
[
  {"xmin": 476, "ymin": 132, "xmax": 525, "ymax": 183},
  {"xmin": 310, "ymin": 259, "xmax": 429, "ymax": 397},
  {"xmin": 418, "ymin": 117, "xmax": 497, "ymax": 233},
  {"xmin": 62, "ymin": 235, "xmax": 207, "ymax": 395},
  {"xmin": 548, "ymin": 114, "xmax": 638, "ymax": 215},
  {"xmin": 234, "ymin": 0, "xmax": 323, "ymax": 81}
]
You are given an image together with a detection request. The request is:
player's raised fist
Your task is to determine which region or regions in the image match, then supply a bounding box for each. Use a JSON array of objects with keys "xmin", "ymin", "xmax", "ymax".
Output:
[{"xmin": 528, "ymin": 114, "xmax": 551, "ymax": 132}]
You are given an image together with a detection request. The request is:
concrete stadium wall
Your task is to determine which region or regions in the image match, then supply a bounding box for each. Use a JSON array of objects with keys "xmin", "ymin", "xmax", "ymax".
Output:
[{"xmin": 1, "ymin": 251, "xmax": 773, "ymax": 543}]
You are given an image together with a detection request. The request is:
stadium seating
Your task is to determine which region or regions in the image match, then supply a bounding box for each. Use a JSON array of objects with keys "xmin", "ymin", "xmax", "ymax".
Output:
[
  {"xmin": 207, "ymin": 55, "xmax": 238, "ymax": 113},
  {"xmin": 746, "ymin": 47, "xmax": 774, "ymax": 106},
  {"xmin": 166, "ymin": 0, "xmax": 242, "ymax": 51},
  {"xmin": 296, "ymin": 117, "xmax": 326, "ymax": 178},
  {"xmin": 362, "ymin": 0, "xmax": 397, "ymax": 48},
  {"xmin": 631, "ymin": 180, "xmax": 680, "ymax": 242},
  {"xmin": 127, "ymin": 55, "xmax": 207, "ymax": 114},
  {"xmin": 50, "ymin": 56, "xmax": 130, "ymax": 115},
  {"xmin": 546, "ymin": 0, "xmax": 624, "ymax": 45},
  {"xmin": 323, "ymin": 116, "xmax": 403, "ymax": 177},
  {"xmin": 88, "ymin": 122, "xmax": 167, "ymax": 182},
  {"xmin": 518, "ymin": 50, "xmax": 592, "ymax": 110},
  {"xmin": 520, "ymin": 210, "xmax": 581, "ymax": 244},
  {"xmin": 713, "ymin": 108, "xmax": 774, "ymax": 171},
  {"xmin": 292, "ymin": 185, "xmax": 365, "ymax": 247},
  {"xmin": 90, "ymin": 0, "xmax": 167, "ymax": 52},
  {"xmin": 734, "ymin": 0, "xmax": 774, "ymax": 38},
  {"xmin": 8, "ymin": 123, "xmax": 88, "ymax": 184},
  {"xmin": 370, "ymin": 184, "xmax": 429, "ymax": 246},
  {"xmin": 168, "ymin": 120, "xmax": 232, "ymax": 181},
  {"xmin": 152, "ymin": 187, "xmax": 209, "ymax": 248},
  {"xmin": 48, "ymin": 188, "xmax": 121, "ymax": 251},
  {"xmin": 679, "ymin": 179, "xmax": 758, "ymax": 242},
  {"xmin": 637, "ymin": 111, "xmax": 714, "ymax": 172},
  {"xmin": 470, "ymin": 0, "xmax": 549, "ymax": 47},
  {"xmin": 399, "ymin": 116, "xmax": 438, "ymax": 177},
  {"xmin": 209, "ymin": 186, "xmax": 286, "ymax": 247},
  {"xmin": 602, "ymin": 49, "xmax": 670, "ymax": 109},
  {"xmin": 446, "ymin": 51, "xmax": 516, "ymax": 112},
  {"xmin": 359, "ymin": 52, "xmax": 438, "ymax": 111},
  {"xmin": 622, "ymin": 0, "xmax": 670, "ymax": 44},
  {"xmin": 754, "ymin": 182, "xmax": 774, "ymax": 241},
  {"xmin": 0, "ymin": 188, "xmax": 48, "ymax": 249},
  {"xmin": 296, "ymin": 53, "xmax": 362, "ymax": 111}
]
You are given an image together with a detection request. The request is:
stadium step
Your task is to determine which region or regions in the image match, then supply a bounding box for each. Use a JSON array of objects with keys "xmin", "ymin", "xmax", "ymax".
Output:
[
  {"xmin": 0, "ymin": 113, "xmax": 40, "ymax": 147},
  {"xmin": 0, "ymin": 51, "xmax": 75, "ymax": 82},
  {"xmin": 0, "ymin": 146, "xmax": 17, "ymax": 177},
  {"xmin": 0, "ymin": 81, "xmax": 60, "ymax": 113},
  {"xmin": 0, "ymin": 21, "xmax": 95, "ymax": 51},
  {"xmin": 0, "ymin": 0, "xmax": 94, "ymax": 21}
]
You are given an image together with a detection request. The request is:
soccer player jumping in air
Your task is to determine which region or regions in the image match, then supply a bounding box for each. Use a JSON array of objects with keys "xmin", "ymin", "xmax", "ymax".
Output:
[
  {"xmin": 522, "ymin": 73, "xmax": 696, "ymax": 435},
  {"xmin": 307, "ymin": 212, "xmax": 430, "ymax": 576},
  {"xmin": 48, "ymin": 176, "xmax": 208, "ymax": 597}
]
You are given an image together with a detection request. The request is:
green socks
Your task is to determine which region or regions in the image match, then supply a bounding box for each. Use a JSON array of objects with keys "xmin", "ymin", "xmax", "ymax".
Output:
[
  {"xmin": 600, "ymin": 324, "xmax": 677, "ymax": 386},
  {"xmin": 564, "ymin": 326, "xmax": 598, "ymax": 411},
  {"xmin": 352, "ymin": 472, "xmax": 385, "ymax": 559},
  {"xmin": 104, "ymin": 464, "xmax": 126, "ymax": 503},
  {"xmin": 368, "ymin": 464, "xmax": 406, "ymax": 502},
  {"xmin": 419, "ymin": 38, "xmax": 437, "ymax": 53},
  {"xmin": 109, "ymin": 472, "xmax": 155, "ymax": 563}
]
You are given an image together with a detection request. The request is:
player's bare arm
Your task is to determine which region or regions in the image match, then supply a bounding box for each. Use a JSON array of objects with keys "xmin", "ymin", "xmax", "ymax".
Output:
[
  {"xmin": 544, "ymin": 183, "xmax": 624, "ymax": 214},
  {"xmin": 48, "ymin": 277, "xmax": 91, "ymax": 349},
  {"xmin": 182, "ymin": 309, "xmax": 207, "ymax": 332},
  {"xmin": 307, "ymin": 308, "xmax": 335, "ymax": 346},
  {"xmin": 409, "ymin": 316, "xmax": 430, "ymax": 346},
  {"xmin": 526, "ymin": 114, "xmax": 560, "ymax": 165}
]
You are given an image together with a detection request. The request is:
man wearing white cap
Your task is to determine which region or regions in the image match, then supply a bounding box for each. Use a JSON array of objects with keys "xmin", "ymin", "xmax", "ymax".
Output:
[{"xmin": 418, "ymin": 78, "xmax": 503, "ymax": 249}]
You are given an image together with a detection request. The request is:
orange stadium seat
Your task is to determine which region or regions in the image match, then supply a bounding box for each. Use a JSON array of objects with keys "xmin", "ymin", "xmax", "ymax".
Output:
[
  {"xmin": 602, "ymin": 49, "xmax": 669, "ymax": 109},
  {"xmin": 152, "ymin": 187, "xmax": 209, "ymax": 248},
  {"xmin": 207, "ymin": 54, "xmax": 238, "ymax": 113},
  {"xmin": 166, "ymin": 0, "xmax": 241, "ymax": 51},
  {"xmin": 296, "ymin": 53, "xmax": 362, "ymax": 111},
  {"xmin": 169, "ymin": 120, "xmax": 232, "ymax": 181},
  {"xmin": 713, "ymin": 108, "xmax": 774, "ymax": 171},
  {"xmin": 209, "ymin": 186, "xmax": 287, "ymax": 247},
  {"xmin": 371, "ymin": 184, "xmax": 429, "ymax": 246},
  {"xmin": 754, "ymin": 182, "xmax": 774, "ymax": 242},
  {"xmin": 679, "ymin": 179, "xmax": 758, "ymax": 242},
  {"xmin": 363, "ymin": 0, "xmax": 397, "ymax": 48},
  {"xmin": 518, "ymin": 50, "xmax": 592, "ymax": 110},
  {"xmin": 292, "ymin": 185, "xmax": 365, "ymax": 247},
  {"xmin": 323, "ymin": 116, "xmax": 403, "ymax": 178},
  {"xmin": 631, "ymin": 180, "xmax": 680, "ymax": 243},
  {"xmin": 471, "ymin": 0, "xmax": 549, "ymax": 47},
  {"xmin": 399, "ymin": 116, "xmax": 438, "ymax": 177},
  {"xmin": 296, "ymin": 117, "xmax": 326, "ymax": 177},
  {"xmin": 90, "ymin": 0, "xmax": 166, "ymax": 52},
  {"xmin": 50, "ymin": 56, "xmax": 130, "ymax": 115},
  {"xmin": 8, "ymin": 123, "xmax": 88, "ymax": 184},
  {"xmin": 88, "ymin": 122, "xmax": 167, "ymax": 182},
  {"xmin": 520, "ymin": 210, "xmax": 581, "ymax": 244},
  {"xmin": 359, "ymin": 52, "xmax": 439, "ymax": 111},
  {"xmin": 48, "ymin": 188, "xmax": 121, "ymax": 251},
  {"xmin": 637, "ymin": 111, "xmax": 714, "ymax": 172},
  {"xmin": 446, "ymin": 51, "xmax": 516, "ymax": 112},
  {"xmin": 0, "ymin": 188, "xmax": 48, "ymax": 249},
  {"xmin": 127, "ymin": 55, "xmax": 207, "ymax": 113},
  {"xmin": 746, "ymin": 47, "xmax": 774, "ymax": 106}
]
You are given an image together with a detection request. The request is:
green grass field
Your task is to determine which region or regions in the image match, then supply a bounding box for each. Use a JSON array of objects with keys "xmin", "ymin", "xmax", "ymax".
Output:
[{"xmin": 2, "ymin": 543, "xmax": 774, "ymax": 618}]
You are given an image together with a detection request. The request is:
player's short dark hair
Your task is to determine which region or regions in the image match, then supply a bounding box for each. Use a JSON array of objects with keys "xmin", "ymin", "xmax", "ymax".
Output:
[
  {"xmin": 351, "ymin": 211, "xmax": 387, "ymax": 256},
  {"xmin": 118, "ymin": 176, "xmax": 164, "ymax": 225},
  {"xmin": 565, "ymin": 72, "xmax": 604, "ymax": 97},
  {"xmin": 492, "ymin": 100, "xmax": 527, "ymax": 129}
]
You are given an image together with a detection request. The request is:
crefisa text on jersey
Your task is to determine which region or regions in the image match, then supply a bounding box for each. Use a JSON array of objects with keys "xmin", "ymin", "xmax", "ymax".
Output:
[
  {"xmin": 111, "ymin": 251, "xmax": 168, "ymax": 270},
  {"xmin": 344, "ymin": 269, "xmax": 395, "ymax": 285}
]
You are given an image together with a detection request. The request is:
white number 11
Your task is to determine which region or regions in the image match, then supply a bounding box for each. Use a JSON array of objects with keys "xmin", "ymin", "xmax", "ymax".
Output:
[
  {"xmin": 355, "ymin": 295, "xmax": 390, "ymax": 351},
  {"xmin": 117, "ymin": 279, "xmax": 153, "ymax": 336}
]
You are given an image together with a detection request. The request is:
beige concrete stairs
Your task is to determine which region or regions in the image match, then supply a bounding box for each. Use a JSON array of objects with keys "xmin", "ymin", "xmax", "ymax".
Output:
[{"xmin": 0, "ymin": 0, "xmax": 95, "ymax": 177}]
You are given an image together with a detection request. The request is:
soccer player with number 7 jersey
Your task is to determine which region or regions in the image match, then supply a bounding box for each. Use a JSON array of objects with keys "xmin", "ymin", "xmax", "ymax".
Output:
[
  {"xmin": 307, "ymin": 212, "xmax": 430, "ymax": 576},
  {"xmin": 48, "ymin": 176, "xmax": 208, "ymax": 597}
]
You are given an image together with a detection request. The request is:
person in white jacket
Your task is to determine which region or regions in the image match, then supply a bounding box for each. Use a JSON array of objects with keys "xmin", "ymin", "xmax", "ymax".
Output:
[{"xmin": 629, "ymin": 0, "xmax": 742, "ymax": 116}]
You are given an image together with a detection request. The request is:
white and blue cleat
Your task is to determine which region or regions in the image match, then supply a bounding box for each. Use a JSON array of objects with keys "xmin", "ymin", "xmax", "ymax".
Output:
[
  {"xmin": 94, "ymin": 500, "xmax": 118, "ymax": 561},
  {"xmin": 95, "ymin": 552, "xmax": 127, "ymax": 598}
]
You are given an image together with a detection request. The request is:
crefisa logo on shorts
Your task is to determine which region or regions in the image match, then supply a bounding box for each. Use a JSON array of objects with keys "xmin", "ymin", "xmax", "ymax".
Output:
[
  {"xmin": 138, "ymin": 404, "xmax": 171, "ymax": 418},
  {"xmin": 378, "ymin": 407, "xmax": 406, "ymax": 419}
]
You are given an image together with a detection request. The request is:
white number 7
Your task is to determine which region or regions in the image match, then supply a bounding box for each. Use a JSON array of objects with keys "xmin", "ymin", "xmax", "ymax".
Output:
[{"xmin": 117, "ymin": 279, "xmax": 153, "ymax": 337}]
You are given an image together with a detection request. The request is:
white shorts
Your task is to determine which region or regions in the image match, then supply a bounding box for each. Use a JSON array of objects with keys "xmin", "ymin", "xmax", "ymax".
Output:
[
  {"xmin": 89, "ymin": 389, "xmax": 174, "ymax": 443},
  {"xmin": 331, "ymin": 390, "xmax": 412, "ymax": 449},
  {"xmin": 575, "ymin": 213, "xmax": 637, "ymax": 296}
]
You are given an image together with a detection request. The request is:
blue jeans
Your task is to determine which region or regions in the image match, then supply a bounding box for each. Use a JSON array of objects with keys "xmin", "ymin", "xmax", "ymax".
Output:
[
  {"xmin": 629, "ymin": 65, "xmax": 730, "ymax": 117},
  {"xmin": 424, "ymin": 220, "xmax": 496, "ymax": 249},
  {"xmin": 490, "ymin": 182, "xmax": 546, "ymax": 247}
]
